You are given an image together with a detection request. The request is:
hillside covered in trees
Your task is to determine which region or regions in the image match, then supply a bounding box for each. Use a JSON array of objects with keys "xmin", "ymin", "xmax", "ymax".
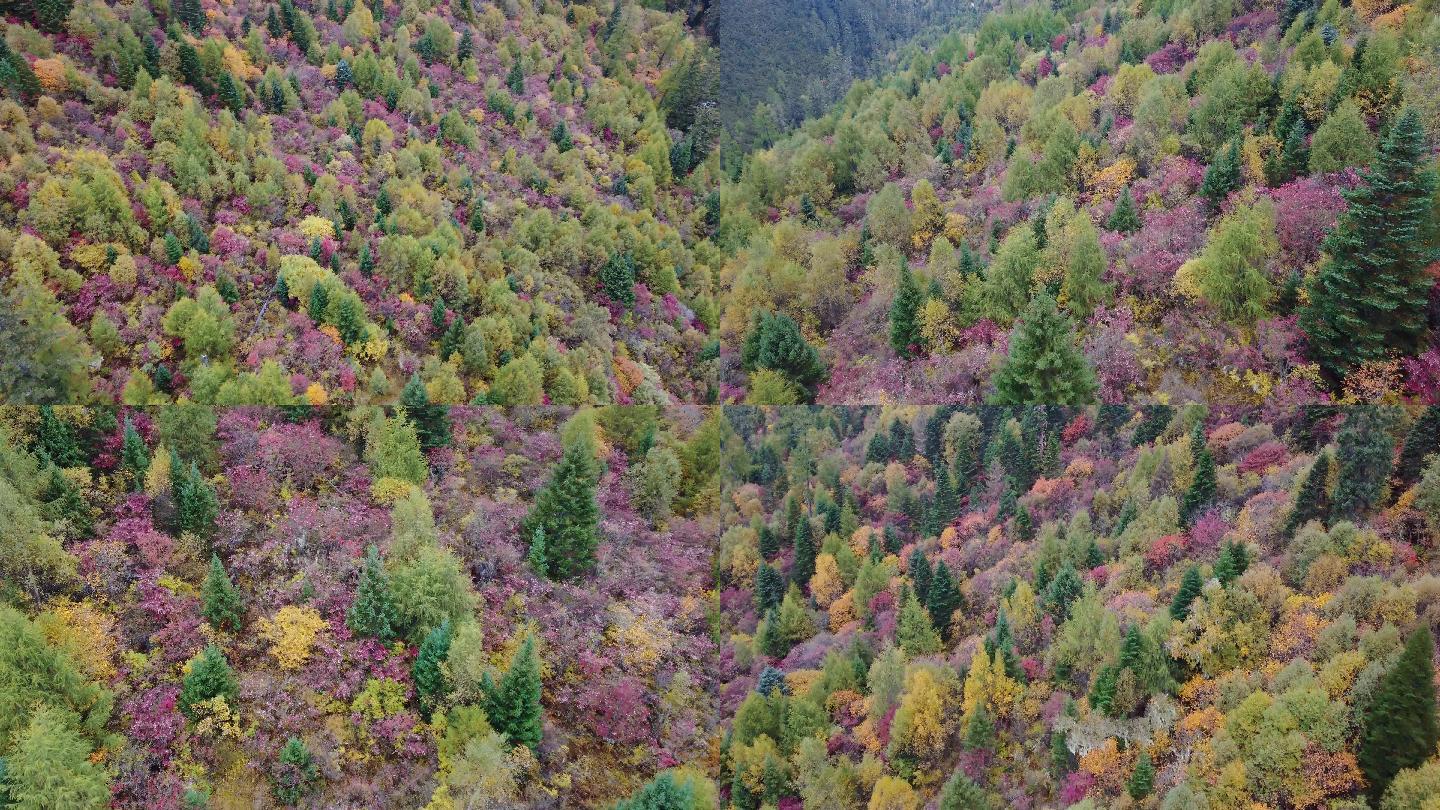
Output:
[
  {"xmin": 714, "ymin": 403, "xmax": 1440, "ymax": 808},
  {"xmin": 0, "ymin": 404, "xmax": 721, "ymax": 807},
  {"xmin": 0, "ymin": 0, "xmax": 720, "ymax": 407},
  {"xmin": 718, "ymin": 0, "xmax": 1440, "ymax": 408}
]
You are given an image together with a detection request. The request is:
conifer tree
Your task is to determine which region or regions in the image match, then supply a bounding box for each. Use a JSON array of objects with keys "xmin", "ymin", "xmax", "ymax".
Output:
[
  {"xmin": 172, "ymin": 456, "xmax": 218, "ymax": 538},
  {"xmin": 963, "ymin": 703, "xmax": 995, "ymax": 753},
  {"xmin": 1332, "ymin": 405, "xmax": 1392, "ymax": 521},
  {"xmin": 1396, "ymin": 406, "xmax": 1440, "ymax": 488},
  {"xmin": 272, "ymin": 737, "xmax": 320, "ymax": 805},
  {"xmin": 179, "ymin": 644, "xmax": 238, "ymax": 720},
  {"xmin": 506, "ymin": 57, "xmax": 525, "ymax": 94},
  {"xmin": 1181, "ymin": 424, "xmax": 1216, "ymax": 526},
  {"xmin": 35, "ymin": 406, "xmax": 83, "ymax": 468},
  {"xmin": 755, "ymin": 562, "xmax": 784, "ymax": 612},
  {"xmin": 486, "ymin": 635, "xmax": 543, "ymax": 752},
  {"xmin": 1199, "ymin": 137, "xmax": 1243, "ymax": 214},
  {"xmin": 1126, "ymin": 751, "xmax": 1155, "ymax": 800},
  {"xmin": 1045, "ymin": 564, "xmax": 1083, "ymax": 622},
  {"xmin": 347, "ymin": 545, "xmax": 398, "ymax": 642},
  {"xmin": 1214, "ymin": 540, "xmax": 1249, "ymax": 585},
  {"xmin": 4, "ymin": 706, "xmax": 110, "ymax": 810},
  {"xmin": 201, "ymin": 553, "xmax": 243, "ymax": 631},
  {"xmin": 1359, "ymin": 625, "xmax": 1440, "ymax": 804},
  {"xmin": 791, "ymin": 516, "xmax": 816, "ymax": 588},
  {"xmin": 896, "ymin": 584, "xmax": 943, "ymax": 654},
  {"xmin": 0, "ymin": 36, "xmax": 41, "ymax": 103},
  {"xmin": 218, "ymin": 73, "xmax": 244, "ymax": 114},
  {"xmin": 413, "ymin": 620, "xmax": 452, "ymax": 718},
  {"xmin": 1050, "ymin": 730, "xmax": 1072, "ymax": 778},
  {"xmin": 909, "ymin": 547, "xmax": 932, "ymax": 604},
  {"xmin": 401, "ymin": 373, "xmax": 450, "ymax": 451},
  {"xmin": 1106, "ymin": 187, "xmax": 1141, "ymax": 233},
  {"xmin": 1300, "ymin": 107, "xmax": 1438, "ymax": 380},
  {"xmin": 526, "ymin": 527, "xmax": 548, "ymax": 577},
  {"xmin": 889, "ymin": 261, "xmax": 925, "ymax": 359},
  {"xmin": 1285, "ymin": 451, "xmax": 1331, "ymax": 535},
  {"xmin": 990, "ymin": 293, "xmax": 1098, "ymax": 406},
  {"xmin": 34, "ymin": 0, "xmax": 73, "ymax": 33},
  {"xmin": 927, "ymin": 561, "xmax": 962, "ymax": 640},
  {"xmin": 1170, "ymin": 565, "xmax": 1203, "ymax": 621},
  {"xmin": 121, "ymin": 418, "xmax": 149, "ymax": 488},
  {"xmin": 599, "ymin": 251, "xmax": 637, "ymax": 308},
  {"xmin": 520, "ymin": 434, "xmax": 601, "ymax": 581},
  {"xmin": 758, "ymin": 524, "xmax": 779, "ymax": 559},
  {"xmin": 741, "ymin": 311, "xmax": 826, "ymax": 400}
]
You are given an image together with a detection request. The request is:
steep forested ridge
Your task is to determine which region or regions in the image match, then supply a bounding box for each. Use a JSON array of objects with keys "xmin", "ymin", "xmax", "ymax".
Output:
[
  {"xmin": 0, "ymin": 404, "xmax": 721, "ymax": 807},
  {"xmin": 0, "ymin": 0, "xmax": 721, "ymax": 406},
  {"xmin": 719, "ymin": 0, "xmax": 1440, "ymax": 409},
  {"xmin": 714, "ymin": 403, "xmax": 1440, "ymax": 809}
]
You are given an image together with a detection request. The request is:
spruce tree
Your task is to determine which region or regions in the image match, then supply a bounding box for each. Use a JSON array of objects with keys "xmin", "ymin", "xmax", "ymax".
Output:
[
  {"xmin": 506, "ymin": 57, "xmax": 525, "ymax": 95},
  {"xmin": 1050, "ymin": 730, "xmax": 1072, "ymax": 778},
  {"xmin": 791, "ymin": 516, "xmax": 816, "ymax": 588},
  {"xmin": 599, "ymin": 251, "xmax": 637, "ymax": 308},
  {"xmin": 486, "ymin": 635, "xmax": 543, "ymax": 752},
  {"xmin": 179, "ymin": 644, "xmax": 238, "ymax": 719},
  {"xmin": 526, "ymin": 527, "xmax": 548, "ymax": 577},
  {"xmin": 1359, "ymin": 625, "xmax": 1440, "ymax": 804},
  {"xmin": 520, "ymin": 434, "xmax": 601, "ymax": 581},
  {"xmin": 34, "ymin": 0, "xmax": 72, "ymax": 33},
  {"xmin": 413, "ymin": 620, "xmax": 452, "ymax": 718},
  {"xmin": 0, "ymin": 37, "xmax": 41, "ymax": 103},
  {"xmin": 1396, "ymin": 406, "xmax": 1440, "ymax": 488},
  {"xmin": 172, "ymin": 457, "xmax": 218, "ymax": 538},
  {"xmin": 889, "ymin": 261, "xmax": 925, "ymax": 359},
  {"xmin": 272, "ymin": 737, "xmax": 319, "ymax": 805},
  {"xmin": 1214, "ymin": 540, "xmax": 1249, "ymax": 585},
  {"xmin": 990, "ymin": 293, "xmax": 1098, "ymax": 405},
  {"xmin": 1106, "ymin": 187, "xmax": 1141, "ymax": 234},
  {"xmin": 1181, "ymin": 425, "xmax": 1216, "ymax": 526},
  {"xmin": 1199, "ymin": 137, "xmax": 1243, "ymax": 214},
  {"xmin": 35, "ymin": 406, "xmax": 83, "ymax": 468},
  {"xmin": 1332, "ymin": 405, "xmax": 1392, "ymax": 521},
  {"xmin": 218, "ymin": 73, "xmax": 244, "ymax": 113},
  {"xmin": 201, "ymin": 553, "xmax": 243, "ymax": 631},
  {"xmin": 401, "ymin": 373, "xmax": 450, "ymax": 451},
  {"xmin": 121, "ymin": 418, "xmax": 150, "ymax": 488},
  {"xmin": 1285, "ymin": 451, "xmax": 1331, "ymax": 535},
  {"xmin": 1301, "ymin": 107, "xmax": 1438, "ymax": 380},
  {"xmin": 347, "ymin": 545, "xmax": 398, "ymax": 642},
  {"xmin": 896, "ymin": 585, "xmax": 943, "ymax": 654},
  {"xmin": 909, "ymin": 547, "xmax": 932, "ymax": 603},
  {"xmin": 741, "ymin": 311, "xmax": 827, "ymax": 400},
  {"xmin": 927, "ymin": 561, "xmax": 962, "ymax": 640},
  {"xmin": 758, "ymin": 524, "xmax": 779, "ymax": 559},
  {"xmin": 754, "ymin": 562, "xmax": 784, "ymax": 612},
  {"xmin": 1126, "ymin": 750, "xmax": 1155, "ymax": 800},
  {"xmin": 1170, "ymin": 565, "xmax": 1203, "ymax": 620}
]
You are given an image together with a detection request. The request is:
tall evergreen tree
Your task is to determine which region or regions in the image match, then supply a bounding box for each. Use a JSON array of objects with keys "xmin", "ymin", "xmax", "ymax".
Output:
[
  {"xmin": 1396, "ymin": 406, "xmax": 1440, "ymax": 488},
  {"xmin": 740, "ymin": 311, "xmax": 827, "ymax": 400},
  {"xmin": 909, "ymin": 547, "xmax": 933, "ymax": 604},
  {"xmin": 1106, "ymin": 187, "xmax": 1141, "ymax": 233},
  {"xmin": 179, "ymin": 644, "xmax": 238, "ymax": 719},
  {"xmin": 272, "ymin": 737, "xmax": 320, "ymax": 805},
  {"xmin": 171, "ymin": 456, "xmax": 219, "ymax": 538},
  {"xmin": 1359, "ymin": 625, "xmax": 1440, "ymax": 804},
  {"xmin": 121, "ymin": 418, "xmax": 149, "ymax": 488},
  {"xmin": 1181, "ymin": 426, "xmax": 1217, "ymax": 525},
  {"xmin": 927, "ymin": 561, "xmax": 962, "ymax": 640},
  {"xmin": 401, "ymin": 373, "xmax": 450, "ymax": 451},
  {"xmin": 0, "ymin": 36, "xmax": 41, "ymax": 103},
  {"xmin": 1332, "ymin": 405, "xmax": 1392, "ymax": 521},
  {"xmin": 755, "ymin": 562, "xmax": 784, "ymax": 612},
  {"xmin": 1300, "ymin": 108, "xmax": 1438, "ymax": 380},
  {"xmin": 1169, "ymin": 565, "xmax": 1203, "ymax": 620},
  {"xmin": 347, "ymin": 545, "xmax": 398, "ymax": 642},
  {"xmin": 1214, "ymin": 540, "xmax": 1250, "ymax": 585},
  {"xmin": 1126, "ymin": 751, "xmax": 1155, "ymax": 800},
  {"xmin": 1199, "ymin": 138, "xmax": 1243, "ymax": 214},
  {"xmin": 791, "ymin": 516, "xmax": 816, "ymax": 588},
  {"xmin": 34, "ymin": 406, "xmax": 83, "ymax": 468},
  {"xmin": 412, "ymin": 620, "xmax": 452, "ymax": 718},
  {"xmin": 520, "ymin": 434, "xmax": 601, "ymax": 581},
  {"xmin": 990, "ymin": 293, "xmax": 1098, "ymax": 406},
  {"xmin": 485, "ymin": 635, "xmax": 543, "ymax": 752},
  {"xmin": 889, "ymin": 261, "xmax": 925, "ymax": 359},
  {"xmin": 1285, "ymin": 451, "xmax": 1332, "ymax": 535},
  {"xmin": 599, "ymin": 251, "xmax": 636, "ymax": 308},
  {"xmin": 201, "ymin": 553, "xmax": 243, "ymax": 631}
]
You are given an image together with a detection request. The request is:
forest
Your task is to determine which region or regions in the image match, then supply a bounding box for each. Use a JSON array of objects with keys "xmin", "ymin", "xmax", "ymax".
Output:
[
  {"xmin": 718, "ymin": 0, "xmax": 1440, "ymax": 409},
  {"xmin": 0, "ymin": 0, "xmax": 721, "ymax": 407}
]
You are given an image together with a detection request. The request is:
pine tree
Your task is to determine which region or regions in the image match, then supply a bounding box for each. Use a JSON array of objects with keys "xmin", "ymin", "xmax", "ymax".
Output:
[
  {"xmin": 526, "ymin": 527, "xmax": 548, "ymax": 577},
  {"xmin": 179, "ymin": 644, "xmax": 238, "ymax": 719},
  {"xmin": 34, "ymin": 0, "xmax": 73, "ymax": 33},
  {"xmin": 485, "ymin": 635, "xmax": 543, "ymax": 752},
  {"xmin": 1126, "ymin": 750, "xmax": 1155, "ymax": 799},
  {"xmin": 896, "ymin": 585, "xmax": 943, "ymax": 654},
  {"xmin": 963, "ymin": 702, "xmax": 995, "ymax": 752},
  {"xmin": 1199, "ymin": 137, "xmax": 1243, "ymax": 214},
  {"xmin": 35, "ymin": 406, "xmax": 83, "ymax": 468},
  {"xmin": 990, "ymin": 293, "xmax": 1099, "ymax": 405},
  {"xmin": 413, "ymin": 620, "xmax": 452, "ymax": 718},
  {"xmin": 520, "ymin": 434, "xmax": 601, "ymax": 581},
  {"xmin": 1285, "ymin": 451, "xmax": 1331, "ymax": 535},
  {"xmin": 1181, "ymin": 427, "xmax": 1217, "ymax": 526},
  {"xmin": 201, "ymin": 553, "xmax": 243, "ymax": 631},
  {"xmin": 334, "ymin": 58, "xmax": 352, "ymax": 90},
  {"xmin": 792, "ymin": 516, "xmax": 816, "ymax": 588},
  {"xmin": 927, "ymin": 561, "xmax": 962, "ymax": 640},
  {"xmin": 306, "ymin": 281, "xmax": 329, "ymax": 323},
  {"xmin": 908, "ymin": 547, "xmax": 932, "ymax": 603},
  {"xmin": 1359, "ymin": 625, "xmax": 1440, "ymax": 804},
  {"xmin": 1170, "ymin": 565, "xmax": 1203, "ymax": 620},
  {"xmin": 172, "ymin": 457, "xmax": 218, "ymax": 537},
  {"xmin": 401, "ymin": 373, "xmax": 450, "ymax": 451},
  {"xmin": 1106, "ymin": 187, "xmax": 1141, "ymax": 233},
  {"xmin": 347, "ymin": 545, "xmax": 398, "ymax": 642},
  {"xmin": 1396, "ymin": 407, "xmax": 1440, "ymax": 488},
  {"xmin": 1300, "ymin": 107, "xmax": 1438, "ymax": 380},
  {"xmin": 0, "ymin": 36, "xmax": 41, "ymax": 103},
  {"xmin": 889, "ymin": 261, "xmax": 925, "ymax": 359},
  {"xmin": 218, "ymin": 73, "xmax": 244, "ymax": 113},
  {"xmin": 1214, "ymin": 540, "xmax": 1249, "ymax": 585},
  {"xmin": 599, "ymin": 251, "xmax": 637, "ymax": 308},
  {"xmin": 741, "ymin": 311, "xmax": 827, "ymax": 400},
  {"xmin": 507, "ymin": 57, "xmax": 525, "ymax": 94},
  {"xmin": 272, "ymin": 737, "xmax": 320, "ymax": 805}
]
